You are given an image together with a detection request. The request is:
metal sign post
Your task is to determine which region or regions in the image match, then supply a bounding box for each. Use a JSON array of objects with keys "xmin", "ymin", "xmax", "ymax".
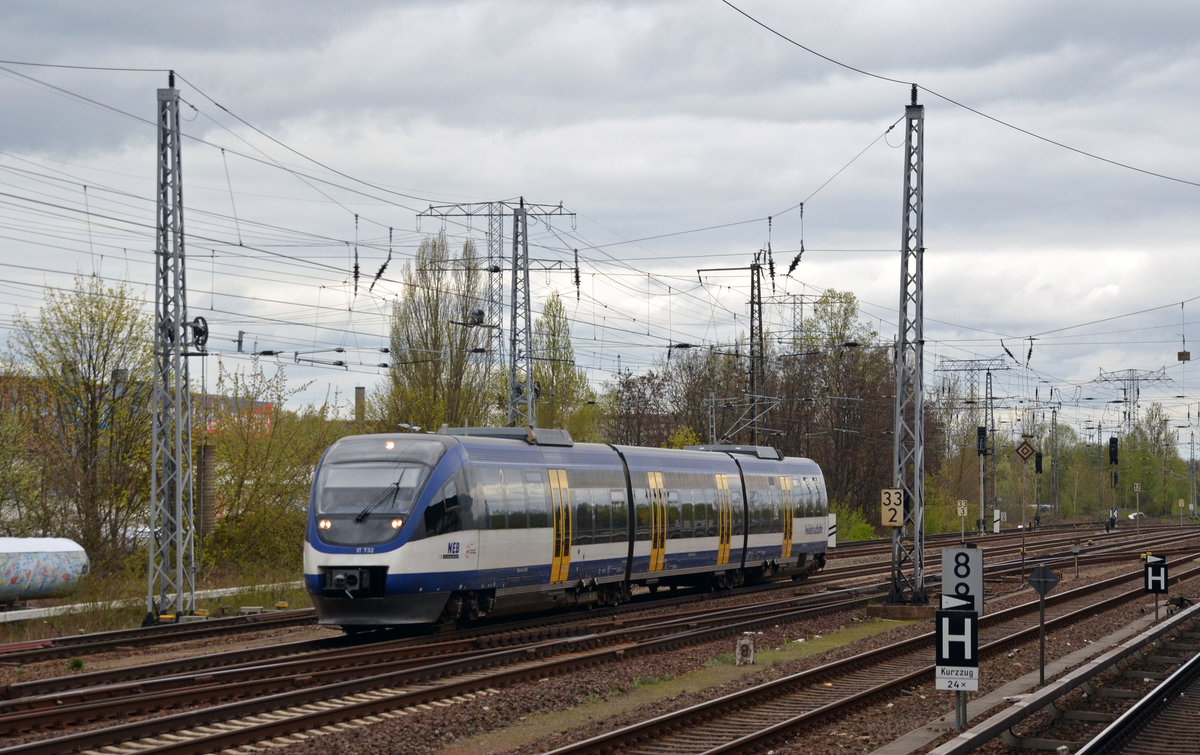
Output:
[
  {"xmin": 936, "ymin": 609, "xmax": 978, "ymax": 730},
  {"xmin": 940, "ymin": 544, "xmax": 983, "ymax": 731},
  {"xmin": 1027, "ymin": 565, "xmax": 1059, "ymax": 685},
  {"xmin": 1145, "ymin": 554, "xmax": 1168, "ymax": 620}
]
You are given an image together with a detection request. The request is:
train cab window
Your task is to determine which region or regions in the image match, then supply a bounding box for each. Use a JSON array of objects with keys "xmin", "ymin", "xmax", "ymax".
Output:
[{"xmin": 315, "ymin": 463, "xmax": 425, "ymax": 516}]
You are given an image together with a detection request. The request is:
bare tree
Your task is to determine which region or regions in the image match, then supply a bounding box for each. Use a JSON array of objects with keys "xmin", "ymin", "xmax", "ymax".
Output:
[{"xmin": 5, "ymin": 276, "xmax": 154, "ymax": 567}]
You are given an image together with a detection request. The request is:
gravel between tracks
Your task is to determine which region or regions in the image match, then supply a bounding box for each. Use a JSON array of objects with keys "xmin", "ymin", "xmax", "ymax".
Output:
[
  {"xmin": 272, "ymin": 564, "xmax": 1200, "ymax": 755},
  {"xmin": 5, "ymin": 556, "xmax": 1197, "ymax": 755}
]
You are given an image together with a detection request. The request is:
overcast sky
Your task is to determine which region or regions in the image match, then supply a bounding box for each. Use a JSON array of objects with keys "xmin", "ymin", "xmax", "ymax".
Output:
[{"xmin": 2, "ymin": 0, "xmax": 1199, "ymax": 447}]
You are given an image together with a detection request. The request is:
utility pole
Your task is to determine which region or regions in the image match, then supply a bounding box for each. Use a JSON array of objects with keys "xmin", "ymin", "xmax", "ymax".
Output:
[
  {"xmin": 699, "ymin": 250, "xmax": 771, "ymax": 445},
  {"xmin": 935, "ymin": 357, "xmax": 1008, "ymax": 531},
  {"xmin": 986, "ymin": 369, "xmax": 998, "ymax": 528},
  {"xmin": 749, "ymin": 250, "xmax": 765, "ymax": 444},
  {"xmin": 148, "ymin": 73, "xmax": 207, "ymax": 623},
  {"xmin": 890, "ymin": 86, "xmax": 927, "ymax": 605},
  {"xmin": 417, "ymin": 198, "xmax": 573, "ymax": 427},
  {"xmin": 1094, "ymin": 367, "xmax": 1168, "ymax": 432}
]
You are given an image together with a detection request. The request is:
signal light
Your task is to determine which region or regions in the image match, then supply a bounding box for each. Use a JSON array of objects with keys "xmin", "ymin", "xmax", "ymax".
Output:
[
  {"xmin": 1109, "ymin": 437, "xmax": 1118, "ymax": 465},
  {"xmin": 976, "ymin": 426, "xmax": 987, "ymax": 456},
  {"xmin": 1035, "ymin": 452, "xmax": 1043, "ymax": 474}
]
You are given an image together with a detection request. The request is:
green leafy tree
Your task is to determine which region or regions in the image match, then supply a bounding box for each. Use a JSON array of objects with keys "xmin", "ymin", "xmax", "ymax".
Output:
[
  {"xmin": 664, "ymin": 425, "xmax": 701, "ymax": 449},
  {"xmin": 0, "ymin": 399, "xmax": 39, "ymax": 534},
  {"xmin": 533, "ymin": 292, "xmax": 600, "ymax": 438},
  {"xmin": 5, "ymin": 276, "xmax": 153, "ymax": 569},
  {"xmin": 200, "ymin": 358, "xmax": 344, "ymax": 576},
  {"xmin": 375, "ymin": 234, "xmax": 493, "ymax": 431}
]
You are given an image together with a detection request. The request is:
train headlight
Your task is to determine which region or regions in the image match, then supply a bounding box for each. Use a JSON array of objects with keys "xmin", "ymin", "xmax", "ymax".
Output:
[
  {"xmin": 385, "ymin": 440, "xmax": 395, "ymax": 450},
  {"xmin": 390, "ymin": 518, "xmax": 404, "ymax": 530},
  {"xmin": 318, "ymin": 519, "xmax": 332, "ymax": 530}
]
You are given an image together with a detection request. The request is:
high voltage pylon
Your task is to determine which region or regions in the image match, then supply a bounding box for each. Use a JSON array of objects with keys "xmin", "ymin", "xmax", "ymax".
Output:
[
  {"xmin": 1094, "ymin": 367, "xmax": 1169, "ymax": 432},
  {"xmin": 148, "ymin": 74, "xmax": 207, "ymax": 623},
  {"xmin": 418, "ymin": 198, "xmax": 573, "ymax": 427},
  {"xmin": 698, "ymin": 249, "xmax": 773, "ymax": 445},
  {"xmin": 890, "ymin": 86, "xmax": 927, "ymax": 606},
  {"xmin": 936, "ymin": 357, "xmax": 1009, "ymax": 530}
]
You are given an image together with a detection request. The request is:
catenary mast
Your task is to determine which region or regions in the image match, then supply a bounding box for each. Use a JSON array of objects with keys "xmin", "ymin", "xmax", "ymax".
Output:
[
  {"xmin": 148, "ymin": 73, "xmax": 205, "ymax": 622},
  {"xmin": 889, "ymin": 86, "xmax": 927, "ymax": 605}
]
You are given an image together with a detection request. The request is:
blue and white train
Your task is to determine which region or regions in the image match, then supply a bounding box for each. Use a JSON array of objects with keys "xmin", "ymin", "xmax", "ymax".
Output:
[{"xmin": 303, "ymin": 427, "xmax": 833, "ymax": 629}]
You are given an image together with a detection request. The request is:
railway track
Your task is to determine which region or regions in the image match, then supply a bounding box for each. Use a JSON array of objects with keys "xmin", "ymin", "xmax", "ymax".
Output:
[
  {"xmin": 542, "ymin": 553, "xmax": 1200, "ymax": 754},
  {"xmin": 0, "ymin": 607, "xmax": 317, "ymax": 665},
  {"xmin": 0, "ymin": 584, "xmax": 888, "ymax": 752},
  {"xmin": 0, "ymin": 528, "xmax": 1193, "ymax": 753}
]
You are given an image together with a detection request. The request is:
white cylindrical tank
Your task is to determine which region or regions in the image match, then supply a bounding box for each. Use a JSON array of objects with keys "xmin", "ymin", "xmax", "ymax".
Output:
[{"xmin": 0, "ymin": 538, "xmax": 90, "ymax": 603}]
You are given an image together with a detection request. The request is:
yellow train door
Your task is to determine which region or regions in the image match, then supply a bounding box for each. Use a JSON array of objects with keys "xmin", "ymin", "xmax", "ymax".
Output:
[
  {"xmin": 549, "ymin": 469, "xmax": 572, "ymax": 582},
  {"xmin": 716, "ymin": 473, "xmax": 732, "ymax": 565},
  {"xmin": 780, "ymin": 475, "xmax": 794, "ymax": 558},
  {"xmin": 648, "ymin": 471, "xmax": 666, "ymax": 571}
]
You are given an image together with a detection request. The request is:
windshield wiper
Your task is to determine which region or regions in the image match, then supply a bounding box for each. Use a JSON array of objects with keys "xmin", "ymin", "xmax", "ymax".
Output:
[{"xmin": 355, "ymin": 481, "xmax": 400, "ymax": 523}]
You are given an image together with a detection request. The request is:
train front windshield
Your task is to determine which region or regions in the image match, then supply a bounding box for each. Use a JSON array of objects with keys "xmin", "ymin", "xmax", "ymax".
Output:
[{"xmin": 315, "ymin": 464, "xmax": 426, "ymax": 517}]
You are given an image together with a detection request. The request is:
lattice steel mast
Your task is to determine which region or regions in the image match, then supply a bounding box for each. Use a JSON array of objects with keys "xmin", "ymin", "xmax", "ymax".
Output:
[
  {"xmin": 889, "ymin": 86, "xmax": 927, "ymax": 605},
  {"xmin": 417, "ymin": 198, "xmax": 573, "ymax": 427},
  {"xmin": 148, "ymin": 74, "xmax": 201, "ymax": 622}
]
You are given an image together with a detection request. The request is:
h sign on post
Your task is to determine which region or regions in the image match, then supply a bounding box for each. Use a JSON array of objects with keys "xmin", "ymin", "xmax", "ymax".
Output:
[
  {"xmin": 935, "ymin": 610, "xmax": 979, "ymax": 691},
  {"xmin": 1145, "ymin": 555, "xmax": 1168, "ymax": 594}
]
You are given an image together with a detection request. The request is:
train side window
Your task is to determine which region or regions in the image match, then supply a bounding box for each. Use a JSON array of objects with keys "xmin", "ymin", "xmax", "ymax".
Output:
[
  {"xmin": 502, "ymin": 468, "xmax": 528, "ymax": 529},
  {"xmin": 574, "ymin": 489, "xmax": 594, "ymax": 545},
  {"xmin": 701, "ymin": 488, "xmax": 716, "ymax": 536},
  {"xmin": 610, "ymin": 489, "xmax": 628, "ymax": 539},
  {"xmin": 424, "ymin": 478, "xmax": 461, "ymax": 536},
  {"xmin": 593, "ymin": 488, "xmax": 612, "ymax": 542},
  {"xmin": 666, "ymin": 489, "xmax": 681, "ymax": 539},
  {"xmin": 525, "ymin": 469, "xmax": 549, "ymax": 528},
  {"xmin": 730, "ymin": 480, "xmax": 745, "ymax": 536},
  {"xmin": 746, "ymin": 482, "xmax": 761, "ymax": 533},
  {"xmin": 633, "ymin": 486, "xmax": 650, "ymax": 538},
  {"xmin": 680, "ymin": 490, "xmax": 694, "ymax": 538},
  {"xmin": 477, "ymin": 467, "xmax": 503, "ymax": 529}
]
